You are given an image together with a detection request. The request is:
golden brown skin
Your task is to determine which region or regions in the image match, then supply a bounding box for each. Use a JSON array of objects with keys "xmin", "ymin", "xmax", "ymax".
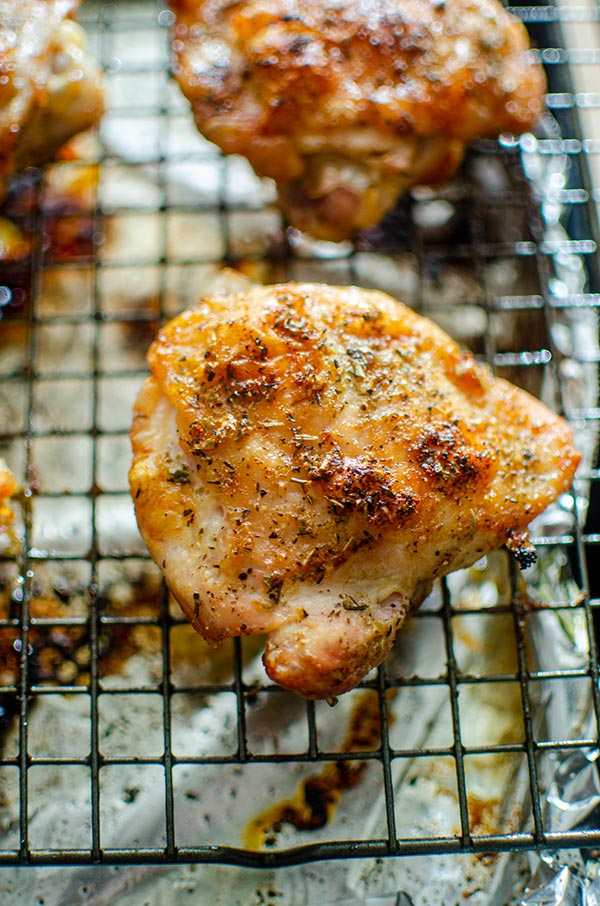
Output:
[
  {"xmin": 170, "ymin": 0, "xmax": 546, "ymax": 240},
  {"xmin": 130, "ymin": 283, "xmax": 579, "ymax": 699},
  {"xmin": 0, "ymin": 0, "xmax": 104, "ymax": 199}
]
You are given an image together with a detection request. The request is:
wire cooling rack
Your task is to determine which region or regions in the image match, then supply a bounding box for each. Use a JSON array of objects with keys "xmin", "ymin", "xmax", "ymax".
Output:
[{"xmin": 1, "ymin": 0, "xmax": 600, "ymax": 879}]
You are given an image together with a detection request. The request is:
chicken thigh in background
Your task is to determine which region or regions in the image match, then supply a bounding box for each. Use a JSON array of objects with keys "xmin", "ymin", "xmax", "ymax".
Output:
[
  {"xmin": 130, "ymin": 282, "xmax": 579, "ymax": 699},
  {"xmin": 169, "ymin": 0, "xmax": 546, "ymax": 241},
  {"xmin": 0, "ymin": 0, "xmax": 104, "ymax": 200}
]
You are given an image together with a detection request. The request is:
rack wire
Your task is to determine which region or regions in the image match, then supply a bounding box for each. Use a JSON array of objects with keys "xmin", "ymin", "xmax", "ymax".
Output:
[{"xmin": 1, "ymin": 0, "xmax": 600, "ymax": 877}]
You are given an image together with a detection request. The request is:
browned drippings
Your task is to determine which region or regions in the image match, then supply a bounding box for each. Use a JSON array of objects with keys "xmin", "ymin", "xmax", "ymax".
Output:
[
  {"xmin": 0, "ymin": 570, "xmax": 162, "ymax": 739},
  {"xmin": 467, "ymin": 792, "xmax": 503, "ymax": 836},
  {"xmin": 244, "ymin": 689, "xmax": 390, "ymax": 849},
  {"xmin": 0, "ymin": 151, "xmax": 99, "ymax": 318}
]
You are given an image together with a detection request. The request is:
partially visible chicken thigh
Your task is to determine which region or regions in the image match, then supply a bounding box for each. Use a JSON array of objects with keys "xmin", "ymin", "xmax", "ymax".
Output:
[
  {"xmin": 169, "ymin": 0, "xmax": 545, "ymax": 240},
  {"xmin": 0, "ymin": 0, "xmax": 104, "ymax": 200},
  {"xmin": 0, "ymin": 459, "xmax": 17, "ymax": 532},
  {"xmin": 130, "ymin": 283, "xmax": 579, "ymax": 699}
]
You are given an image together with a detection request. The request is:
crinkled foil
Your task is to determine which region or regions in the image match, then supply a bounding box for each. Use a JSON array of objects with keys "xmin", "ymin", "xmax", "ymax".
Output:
[{"xmin": 0, "ymin": 4, "xmax": 599, "ymax": 905}]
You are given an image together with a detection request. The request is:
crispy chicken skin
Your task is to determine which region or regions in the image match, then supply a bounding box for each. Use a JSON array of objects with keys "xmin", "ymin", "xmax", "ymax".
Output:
[
  {"xmin": 0, "ymin": 0, "xmax": 104, "ymax": 199},
  {"xmin": 130, "ymin": 283, "xmax": 579, "ymax": 699},
  {"xmin": 169, "ymin": 0, "xmax": 546, "ymax": 241}
]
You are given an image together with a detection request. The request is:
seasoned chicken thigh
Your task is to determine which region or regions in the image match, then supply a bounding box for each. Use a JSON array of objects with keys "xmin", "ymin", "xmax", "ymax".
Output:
[
  {"xmin": 0, "ymin": 0, "xmax": 104, "ymax": 200},
  {"xmin": 130, "ymin": 283, "xmax": 579, "ymax": 699},
  {"xmin": 169, "ymin": 0, "xmax": 546, "ymax": 241}
]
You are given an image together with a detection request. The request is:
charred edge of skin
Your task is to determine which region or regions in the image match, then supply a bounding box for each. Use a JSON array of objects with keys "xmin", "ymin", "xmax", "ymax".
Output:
[{"xmin": 505, "ymin": 529, "xmax": 537, "ymax": 570}]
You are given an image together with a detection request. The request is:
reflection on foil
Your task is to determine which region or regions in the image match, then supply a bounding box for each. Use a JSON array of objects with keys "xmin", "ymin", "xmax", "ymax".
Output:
[
  {"xmin": 524, "ymin": 866, "xmax": 584, "ymax": 906},
  {"xmin": 547, "ymin": 747, "xmax": 600, "ymax": 832},
  {"xmin": 521, "ymin": 865, "xmax": 600, "ymax": 905}
]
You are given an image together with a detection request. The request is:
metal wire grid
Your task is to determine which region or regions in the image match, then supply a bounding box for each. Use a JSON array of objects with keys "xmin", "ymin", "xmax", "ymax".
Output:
[{"xmin": 0, "ymin": 0, "xmax": 599, "ymax": 870}]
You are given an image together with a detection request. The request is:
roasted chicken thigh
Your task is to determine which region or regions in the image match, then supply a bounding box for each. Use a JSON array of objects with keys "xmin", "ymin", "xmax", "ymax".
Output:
[
  {"xmin": 169, "ymin": 0, "xmax": 546, "ymax": 241},
  {"xmin": 0, "ymin": 0, "xmax": 104, "ymax": 200},
  {"xmin": 130, "ymin": 283, "xmax": 578, "ymax": 699}
]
